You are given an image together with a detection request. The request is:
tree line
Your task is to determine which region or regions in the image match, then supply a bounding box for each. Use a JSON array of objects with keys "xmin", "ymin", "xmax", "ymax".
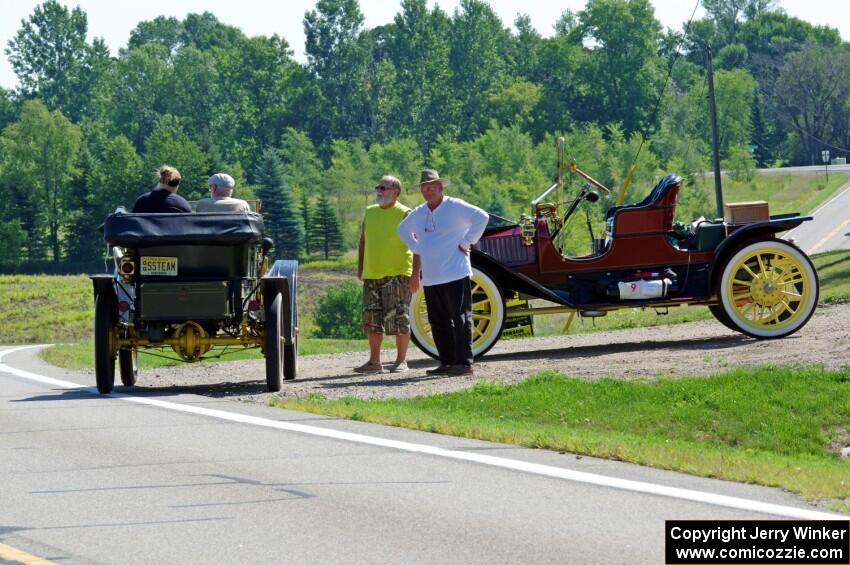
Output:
[{"xmin": 0, "ymin": 0, "xmax": 848, "ymax": 271}]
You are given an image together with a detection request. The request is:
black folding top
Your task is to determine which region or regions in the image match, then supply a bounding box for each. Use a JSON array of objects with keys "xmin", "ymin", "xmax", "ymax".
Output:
[{"xmin": 104, "ymin": 212, "xmax": 265, "ymax": 247}]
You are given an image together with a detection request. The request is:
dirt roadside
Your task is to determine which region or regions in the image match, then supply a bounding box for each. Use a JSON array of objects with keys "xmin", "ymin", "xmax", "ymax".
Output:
[{"xmin": 122, "ymin": 302, "xmax": 850, "ymax": 402}]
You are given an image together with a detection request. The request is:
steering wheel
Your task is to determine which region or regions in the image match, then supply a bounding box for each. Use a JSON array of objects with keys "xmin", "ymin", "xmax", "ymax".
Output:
[{"xmin": 551, "ymin": 184, "xmax": 601, "ymax": 241}]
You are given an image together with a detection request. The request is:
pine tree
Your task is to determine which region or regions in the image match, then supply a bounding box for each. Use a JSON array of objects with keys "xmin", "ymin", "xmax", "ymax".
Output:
[
  {"xmin": 488, "ymin": 191, "xmax": 507, "ymax": 218},
  {"xmin": 309, "ymin": 192, "xmax": 344, "ymax": 260},
  {"xmin": 749, "ymin": 91, "xmax": 770, "ymax": 167},
  {"xmin": 299, "ymin": 191, "xmax": 314, "ymax": 257},
  {"xmin": 255, "ymin": 148, "xmax": 304, "ymax": 260}
]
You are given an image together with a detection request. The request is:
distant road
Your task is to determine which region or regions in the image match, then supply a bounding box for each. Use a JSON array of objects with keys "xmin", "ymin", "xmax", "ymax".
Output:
[
  {"xmin": 758, "ymin": 164, "xmax": 850, "ymax": 176},
  {"xmin": 773, "ymin": 165, "xmax": 850, "ymax": 254}
]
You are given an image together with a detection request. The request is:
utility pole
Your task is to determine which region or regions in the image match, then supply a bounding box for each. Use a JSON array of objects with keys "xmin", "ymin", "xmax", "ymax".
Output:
[{"xmin": 706, "ymin": 45, "xmax": 723, "ymax": 219}]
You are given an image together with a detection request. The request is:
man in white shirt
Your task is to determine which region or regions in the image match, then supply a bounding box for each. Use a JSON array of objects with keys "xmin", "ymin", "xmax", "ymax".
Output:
[
  {"xmin": 397, "ymin": 169, "xmax": 489, "ymax": 376},
  {"xmin": 196, "ymin": 173, "xmax": 250, "ymax": 213}
]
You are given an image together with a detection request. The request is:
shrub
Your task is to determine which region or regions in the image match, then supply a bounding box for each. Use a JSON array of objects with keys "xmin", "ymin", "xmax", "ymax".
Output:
[
  {"xmin": 0, "ymin": 219, "xmax": 25, "ymax": 268},
  {"xmin": 723, "ymin": 146, "xmax": 756, "ymax": 182},
  {"xmin": 311, "ymin": 281, "xmax": 364, "ymax": 339}
]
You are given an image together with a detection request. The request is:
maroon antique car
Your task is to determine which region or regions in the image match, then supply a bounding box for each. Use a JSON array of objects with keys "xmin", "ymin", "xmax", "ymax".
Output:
[{"xmin": 409, "ymin": 142, "xmax": 818, "ymax": 359}]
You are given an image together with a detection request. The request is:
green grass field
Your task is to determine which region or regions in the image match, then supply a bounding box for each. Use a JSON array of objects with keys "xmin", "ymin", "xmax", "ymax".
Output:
[
  {"xmin": 693, "ymin": 172, "xmax": 849, "ymax": 216},
  {"xmin": 275, "ymin": 366, "xmax": 850, "ymax": 509},
  {"xmin": 0, "ymin": 274, "xmax": 92, "ymax": 344}
]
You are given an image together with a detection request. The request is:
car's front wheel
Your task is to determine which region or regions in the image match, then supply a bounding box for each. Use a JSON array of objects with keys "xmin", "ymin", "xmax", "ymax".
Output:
[
  {"xmin": 718, "ymin": 240, "xmax": 818, "ymax": 338},
  {"xmin": 410, "ymin": 267, "xmax": 506, "ymax": 360}
]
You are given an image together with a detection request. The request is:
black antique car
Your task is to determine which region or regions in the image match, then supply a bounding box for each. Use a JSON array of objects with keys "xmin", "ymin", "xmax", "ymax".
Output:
[{"xmin": 90, "ymin": 211, "xmax": 297, "ymax": 394}]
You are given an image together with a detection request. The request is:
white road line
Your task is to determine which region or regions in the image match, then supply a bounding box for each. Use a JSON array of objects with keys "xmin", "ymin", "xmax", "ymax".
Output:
[{"xmin": 1, "ymin": 345, "xmax": 846, "ymax": 521}]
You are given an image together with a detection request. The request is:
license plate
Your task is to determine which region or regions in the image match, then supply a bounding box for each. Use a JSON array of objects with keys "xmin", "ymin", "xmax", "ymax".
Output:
[{"xmin": 141, "ymin": 256, "xmax": 178, "ymax": 276}]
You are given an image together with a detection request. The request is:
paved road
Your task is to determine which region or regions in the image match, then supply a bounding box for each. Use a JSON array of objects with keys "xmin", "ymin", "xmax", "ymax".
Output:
[
  {"xmin": 783, "ymin": 174, "xmax": 850, "ymax": 254},
  {"xmin": 757, "ymin": 164, "xmax": 850, "ymax": 176},
  {"xmin": 1, "ymin": 346, "xmax": 844, "ymax": 564}
]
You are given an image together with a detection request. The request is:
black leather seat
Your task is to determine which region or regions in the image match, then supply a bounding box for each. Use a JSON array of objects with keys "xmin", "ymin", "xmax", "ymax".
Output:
[{"xmin": 605, "ymin": 174, "xmax": 682, "ymax": 220}]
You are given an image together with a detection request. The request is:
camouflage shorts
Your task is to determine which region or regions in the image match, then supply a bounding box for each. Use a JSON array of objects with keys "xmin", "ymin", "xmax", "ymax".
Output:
[{"xmin": 362, "ymin": 275, "xmax": 411, "ymax": 335}]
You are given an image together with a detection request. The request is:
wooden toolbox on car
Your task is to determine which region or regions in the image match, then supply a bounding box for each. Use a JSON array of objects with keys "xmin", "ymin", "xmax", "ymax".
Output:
[{"xmin": 724, "ymin": 201, "xmax": 769, "ymax": 224}]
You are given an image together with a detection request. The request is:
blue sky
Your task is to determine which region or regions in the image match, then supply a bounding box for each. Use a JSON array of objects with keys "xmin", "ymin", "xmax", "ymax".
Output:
[{"xmin": 0, "ymin": 0, "xmax": 846, "ymax": 89}]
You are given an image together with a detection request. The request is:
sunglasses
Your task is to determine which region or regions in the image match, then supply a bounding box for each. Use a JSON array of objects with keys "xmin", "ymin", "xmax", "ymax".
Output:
[{"xmin": 374, "ymin": 185, "xmax": 394, "ymax": 192}]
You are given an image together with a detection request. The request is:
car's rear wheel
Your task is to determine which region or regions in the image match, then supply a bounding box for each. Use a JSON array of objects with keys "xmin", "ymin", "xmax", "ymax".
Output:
[
  {"xmin": 94, "ymin": 293, "xmax": 116, "ymax": 394},
  {"xmin": 410, "ymin": 267, "xmax": 506, "ymax": 360},
  {"xmin": 119, "ymin": 348, "xmax": 137, "ymax": 386},
  {"xmin": 283, "ymin": 335, "xmax": 297, "ymax": 381},
  {"xmin": 283, "ymin": 286, "xmax": 297, "ymax": 381},
  {"xmin": 708, "ymin": 304, "xmax": 736, "ymax": 332},
  {"xmin": 718, "ymin": 240, "xmax": 818, "ymax": 338},
  {"xmin": 264, "ymin": 291, "xmax": 283, "ymax": 392}
]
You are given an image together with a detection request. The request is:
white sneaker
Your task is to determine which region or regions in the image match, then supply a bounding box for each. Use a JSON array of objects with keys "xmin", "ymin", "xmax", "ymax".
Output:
[{"xmin": 388, "ymin": 361, "xmax": 409, "ymax": 373}]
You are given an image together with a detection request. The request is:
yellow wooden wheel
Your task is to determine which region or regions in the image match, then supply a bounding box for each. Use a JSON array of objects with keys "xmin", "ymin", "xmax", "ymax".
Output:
[
  {"xmin": 410, "ymin": 267, "xmax": 505, "ymax": 359},
  {"xmin": 719, "ymin": 240, "xmax": 818, "ymax": 338}
]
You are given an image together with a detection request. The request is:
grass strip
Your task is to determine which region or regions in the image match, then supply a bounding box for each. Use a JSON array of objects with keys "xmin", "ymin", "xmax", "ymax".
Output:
[
  {"xmin": 813, "ymin": 249, "xmax": 850, "ymax": 304},
  {"xmin": 273, "ymin": 366, "xmax": 850, "ymax": 504}
]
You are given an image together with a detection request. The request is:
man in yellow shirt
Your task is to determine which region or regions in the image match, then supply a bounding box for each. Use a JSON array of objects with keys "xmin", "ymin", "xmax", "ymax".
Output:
[{"xmin": 355, "ymin": 175, "xmax": 421, "ymax": 373}]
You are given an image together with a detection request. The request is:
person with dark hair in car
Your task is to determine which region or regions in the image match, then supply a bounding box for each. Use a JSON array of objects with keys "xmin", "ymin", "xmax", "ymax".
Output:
[{"xmin": 131, "ymin": 165, "xmax": 193, "ymax": 213}]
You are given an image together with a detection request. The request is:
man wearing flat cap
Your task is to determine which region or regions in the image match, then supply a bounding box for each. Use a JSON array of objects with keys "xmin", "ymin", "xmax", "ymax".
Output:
[
  {"xmin": 196, "ymin": 173, "xmax": 250, "ymax": 213},
  {"xmin": 397, "ymin": 169, "xmax": 489, "ymax": 376}
]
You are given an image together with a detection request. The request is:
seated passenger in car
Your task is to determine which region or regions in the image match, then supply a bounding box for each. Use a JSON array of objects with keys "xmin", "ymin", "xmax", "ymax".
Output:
[
  {"xmin": 196, "ymin": 173, "xmax": 250, "ymax": 213},
  {"xmin": 131, "ymin": 165, "xmax": 193, "ymax": 213}
]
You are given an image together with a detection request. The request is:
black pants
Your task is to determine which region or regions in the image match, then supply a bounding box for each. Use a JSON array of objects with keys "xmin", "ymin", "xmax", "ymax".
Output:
[{"xmin": 423, "ymin": 277, "xmax": 473, "ymax": 367}]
